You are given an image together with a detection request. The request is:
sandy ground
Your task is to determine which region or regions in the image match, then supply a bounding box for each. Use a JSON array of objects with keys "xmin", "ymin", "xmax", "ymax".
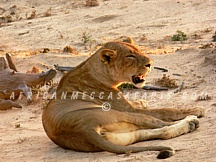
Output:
[{"xmin": 0, "ymin": 0, "xmax": 216, "ymax": 161}]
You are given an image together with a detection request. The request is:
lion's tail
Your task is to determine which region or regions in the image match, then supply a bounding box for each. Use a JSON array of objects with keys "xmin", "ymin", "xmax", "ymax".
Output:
[{"xmin": 88, "ymin": 131, "xmax": 175, "ymax": 159}]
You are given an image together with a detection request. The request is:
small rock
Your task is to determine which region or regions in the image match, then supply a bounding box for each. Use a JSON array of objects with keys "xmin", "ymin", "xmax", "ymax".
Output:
[
  {"xmin": 63, "ymin": 46, "xmax": 78, "ymax": 54},
  {"xmin": 42, "ymin": 48, "xmax": 50, "ymax": 53},
  {"xmin": 15, "ymin": 123, "xmax": 20, "ymax": 128}
]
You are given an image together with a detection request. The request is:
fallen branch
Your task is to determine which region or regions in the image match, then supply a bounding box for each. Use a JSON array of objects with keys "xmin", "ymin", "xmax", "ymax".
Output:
[
  {"xmin": 143, "ymin": 86, "xmax": 168, "ymax": 91},
  {"xmin": 154, "ymin": 66, "xmax": 168, "ymax": 72},
  {"xmin": 6, "ymin": 53, "xmax": 18, "ymax": 72},
  {"xmin": 0, "ymin": 57, "xmax": 8, "ymax": 70},
  {"xmin": 0, "ymin": 99, "xmax": 22, "ymax": 110},
  {"xmin": 119, "ymin": 84, "xmax": 169, "ymax": 91},
  {"xmin": 174, "ymin": 81, "xmax": 185, "ymax": 93},
  {"xmin": 0, "ymin": 69, "xmax": 57, "ymax": 102},
  {"xmin": 0, "ymin": 54, "xmax": 57, "ymax": 110},
  {"xmin": 172, "ymin": 73, "xmax": 181, "ymax": 76},
  {"xmin": 54, "ymin": 64, "xmax": 74, "ymax": 72}
]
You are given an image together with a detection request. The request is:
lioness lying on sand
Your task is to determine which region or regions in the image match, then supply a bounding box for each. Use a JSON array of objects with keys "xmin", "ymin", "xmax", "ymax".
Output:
[{"xmin": 42, "ymin": 41, "xmax": 204, "ymax": 159}]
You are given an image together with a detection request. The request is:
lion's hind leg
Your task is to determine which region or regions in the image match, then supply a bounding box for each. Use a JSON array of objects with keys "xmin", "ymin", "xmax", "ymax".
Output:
[
  {"xmin": 156, "ymin": 115, "xmax": 200, "ymax": 139},
  {"xmin": 138, "ymin": 107, "xmax": 205, "ymax": 121},
  {"xmin": 96, "ymin": 115, "xmax": 199, "ymax": 146}
]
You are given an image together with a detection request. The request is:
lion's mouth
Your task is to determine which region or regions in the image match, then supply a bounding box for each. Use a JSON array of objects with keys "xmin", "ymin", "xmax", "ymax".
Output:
[{"xmin": 132, "ymin": 75, "xmax": 145, "ymax": 84}]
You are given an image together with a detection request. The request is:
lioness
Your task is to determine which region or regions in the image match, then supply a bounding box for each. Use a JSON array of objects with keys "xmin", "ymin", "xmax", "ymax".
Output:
[{"xmin": 42, "ymin": 41, "xmax": 204, "ymax": 159}]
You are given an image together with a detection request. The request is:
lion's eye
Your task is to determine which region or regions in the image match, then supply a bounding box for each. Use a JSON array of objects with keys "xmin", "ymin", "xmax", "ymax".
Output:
[{"xmin": 126, "ymin": 55, "xmax": 135, "ymax": 59}]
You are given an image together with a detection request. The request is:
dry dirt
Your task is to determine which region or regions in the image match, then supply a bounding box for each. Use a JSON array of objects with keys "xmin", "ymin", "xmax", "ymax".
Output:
[{"xmin": 0, "ymin": 0, "xmax": 216, "ymax": 161}]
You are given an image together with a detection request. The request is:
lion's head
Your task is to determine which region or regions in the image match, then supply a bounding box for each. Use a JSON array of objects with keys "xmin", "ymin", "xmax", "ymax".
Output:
[
  {"xmin": 97, "ymin": 42, "xmax": 152, "ymax": 88},
  {"xmin": 57, "ymin": 41, "xmax": 152, "ymax": 94}
]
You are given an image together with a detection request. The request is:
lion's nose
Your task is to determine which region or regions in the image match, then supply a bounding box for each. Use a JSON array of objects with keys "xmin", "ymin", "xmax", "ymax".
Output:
[
  {"xmin": 145, "ymin": 64, "xmax": 151, "ymax": 68},
  {"xmin": 145, "ymin": 60, "xmax": 152, "ymax": 68}
]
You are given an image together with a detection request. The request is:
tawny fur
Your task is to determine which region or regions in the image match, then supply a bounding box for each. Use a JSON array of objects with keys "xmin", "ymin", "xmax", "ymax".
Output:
[{"xmin": 42, "ymin": 41, "xmax": 204, "ymax": 159}]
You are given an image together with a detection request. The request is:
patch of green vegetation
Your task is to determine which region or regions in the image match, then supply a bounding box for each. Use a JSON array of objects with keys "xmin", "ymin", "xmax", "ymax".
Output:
[
  {"xmin": 118, "ymin": 83, "xmax": 134, "ymax": 90},
  {"xmin": 172, "ymin": 30, "xmax": 187, "ymax": 42},
  {"xmin": 81, "ymin": 31, "xmax": 92, "ymax": 44}
]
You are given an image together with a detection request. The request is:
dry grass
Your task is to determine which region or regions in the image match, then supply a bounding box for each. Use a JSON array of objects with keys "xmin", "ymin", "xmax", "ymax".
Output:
[
  {"xmin": 17, "ymin": 137, "xmax": 27, "ymax": 144},
  {"xmin": 155, "ymin": 74, "xmax": 178, "ymax": 88},
  {"xmin": 26, "ymin": 10, "xmax": 37, "ymax": 19},
  {"xmin": 86, "ymin": 0, "xmax": 99, "ymax": 7},
  {"xmin": 63, "ymin": 46, "xmax": 78, "ymax": 54},
  {"xmin": 43, "ymin": 8, "xmax": 52, "ymax": 17},
  {"xmin": 196, "ymin": 94, "xmax": 212, "ymax": 101}
]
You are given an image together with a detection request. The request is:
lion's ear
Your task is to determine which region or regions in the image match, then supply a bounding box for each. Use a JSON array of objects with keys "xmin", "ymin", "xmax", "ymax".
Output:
[
  {"xmin": 100, "ymin": 49, "xmax": 117, "ymax": 65},
  {"xmin": 122, "ymin": 36, "xmax": 135, "ymax": 45}
]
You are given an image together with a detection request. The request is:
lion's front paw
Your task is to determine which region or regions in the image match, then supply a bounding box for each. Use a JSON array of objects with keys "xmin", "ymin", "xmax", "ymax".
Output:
[
  {"xmin": 185, "ymin": 115, "xmax": 200, "ymax": 132},
  {"xmin": 161, "ymin": 115, "xmax": 200, "ymax": 139},
  {"xmin": 131, "ymin": 100, "xmax": 148, "ymax": 109},
  {"xmin": 191, "ymin": 107, "xmax": 205, "ymax": 118}
]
